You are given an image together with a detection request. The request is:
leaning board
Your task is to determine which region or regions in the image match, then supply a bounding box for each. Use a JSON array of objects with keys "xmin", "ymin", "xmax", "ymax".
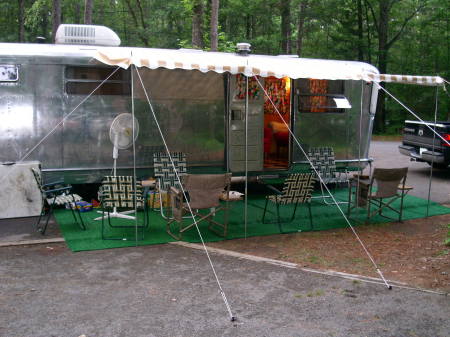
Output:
[{"xmin": 0, "ymin": 161, "xmax": 42, "ymax": 219}]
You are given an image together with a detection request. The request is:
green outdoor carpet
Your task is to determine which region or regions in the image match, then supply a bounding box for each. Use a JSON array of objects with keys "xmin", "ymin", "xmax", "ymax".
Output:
[{"xmin": 54, "ymin": 189, "xmax": 450, "ymax": 252}]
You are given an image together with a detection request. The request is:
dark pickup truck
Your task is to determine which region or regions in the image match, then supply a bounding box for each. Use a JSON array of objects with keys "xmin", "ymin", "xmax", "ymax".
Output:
[{"xmin": 399, "ymin": 120, "xmax": 450, "ymax": 168}]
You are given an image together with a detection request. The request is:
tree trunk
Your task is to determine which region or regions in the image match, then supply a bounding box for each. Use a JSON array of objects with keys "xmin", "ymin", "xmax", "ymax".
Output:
[
  {"xmin": 74, "ymin": 2, "xmax": 82, "ymax": 24},
  {"xmin": 246, "ymin": 14, "xmax": 251, "ymax": 40},
  {"xmin": 296, "ymin": 0, "xmax": 308, "ymax": 56},
  {"xmin": 18, "ymin": 0, "xmax": 25, "ymax": 42},
  {"xmin": 210, "ymin": 0, "xmax": 219, "ymax": 51},
  {"xmin": 192, "ymin": 0, "xmax": 204, "ymax": 49},
  {"xmin": 41, "ymin": 4, "xmax": 49, "ymax": 39},
  {"xmin": 374, "ymin": 0, "xmax": 389, "ymax": 133},
  {"xmin": 357, "ymin": 0, "xmax": 364, "ymax": 61},
  {"xmin": 84, "ymin": 0, "xmax": 93, "ymax": 25},
  {"xmin": 280, "ymin": 0, "xmax": 291, "ymax": 54},
  {"xmin": 52, "ymin": 0, "xmax": 61, "ymax": 43},
  {"xmin": 363, "ymin": 0, "xmax": 372, "ymax": 64},
  {"xmin": 123, "ymin": 0, "xmax": 149, "ymax": 46}
]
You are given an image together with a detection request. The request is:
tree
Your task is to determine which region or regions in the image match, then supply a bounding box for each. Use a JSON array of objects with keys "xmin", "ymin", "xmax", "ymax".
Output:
[
  {"xmin": 296, "ymin": 0, "xmax": 308, "ymax": 56},
  {"xmin": 210, "ymin": 0, "xmax": 219, "ymax": 51},
  {"xmin": 367, "ymin": 0, "xmax": 426, "ymax": 132},
  {"xmin": 357, "ymin": 0, "xmax": 364, "ymax": 61},
  {"xmin": 52, "ymin": 0, "xmax": 61, "ymax": 43},
  {"xmin": 84, "ymin": 0, "xmax": 93, "ymax": 24},
  {"xmin": 123, "ymin": 0, "xmax": 150, "ymax": 46},
  {"xmin": 192, "ymin": 0, "xmax": 204, "ymax": 48},
  {"xmin": 18, "ymin": 0, "xmax": 25, "ymax": 42},
  {"xmin": 280, "ymin": 0, "xmax": 291, "ymax": 54}
]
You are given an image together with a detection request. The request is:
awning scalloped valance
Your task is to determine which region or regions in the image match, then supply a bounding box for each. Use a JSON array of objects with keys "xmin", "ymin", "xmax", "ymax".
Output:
[{"xmin": 94, "ymin": 47, "xmax": 444, "ymax": 86}]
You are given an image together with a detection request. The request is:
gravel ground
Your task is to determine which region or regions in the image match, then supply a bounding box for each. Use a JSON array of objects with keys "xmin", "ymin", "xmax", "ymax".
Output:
[{"xmin": 0, "ymin": 243, "xmax": 449, "ymax": 337}]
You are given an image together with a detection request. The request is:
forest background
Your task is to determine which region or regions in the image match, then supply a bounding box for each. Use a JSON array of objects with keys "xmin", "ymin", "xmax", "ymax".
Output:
[{"xmin": 1, "ymin": 0, "xmax": 449, "ymax": 133}]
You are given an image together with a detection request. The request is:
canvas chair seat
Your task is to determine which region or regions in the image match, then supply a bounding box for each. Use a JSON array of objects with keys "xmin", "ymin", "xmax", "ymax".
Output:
[
  {"xmin": 348, "ymin": 167, "xmax": 410, "ymax": 223},
  {"xmin": 262, "ymin": 173, "xmax": 316, "ymax": 233},
  {"xmin": 167, "ymin": 173, "xmax": 232, "ymax": 240}
]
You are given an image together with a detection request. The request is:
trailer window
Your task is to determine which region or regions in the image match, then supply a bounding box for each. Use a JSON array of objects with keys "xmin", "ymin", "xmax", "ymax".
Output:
[
  {"xmin": 0, "ymin": 65, "xmax": 18, "ymax": 82},
  {"xmin": 297, "ymin": 79, "xmax": 350, "ymax": 113},
  {"xmin": 65, "ymin": 66, "xmax": 130, "ymax": 95}
]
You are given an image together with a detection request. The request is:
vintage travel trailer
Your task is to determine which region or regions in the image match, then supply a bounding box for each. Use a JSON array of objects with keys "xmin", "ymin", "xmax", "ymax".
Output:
[{"xmin": 0, "ymin": 25, "xmax": 379, "ymax": 184}]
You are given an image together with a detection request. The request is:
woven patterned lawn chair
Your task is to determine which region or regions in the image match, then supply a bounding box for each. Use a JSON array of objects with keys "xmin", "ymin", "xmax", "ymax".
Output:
[
  {"xmin": 308, "ymin": 146, "xmax": 350, "ymax": 204},
  {"xmin": 99, "ymin": 176, "xmax": 148, "ymax": 240},
  {"xmin": 31, "ymin": 168, "xmax": 85, "ymax": 235},
  {"xmin": 153, "ymin": 152, "xmax": 187, "ymax": 219},
  {"xmin": 166, "ymin": 173, "xmax": 232, "ymax": 240},
  {"xmin": 262, "ymin": 173, "xmax": 316, "ymax": 233}
]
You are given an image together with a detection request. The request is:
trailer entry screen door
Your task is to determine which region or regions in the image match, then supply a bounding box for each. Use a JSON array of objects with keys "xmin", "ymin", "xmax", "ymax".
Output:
[{"xmin": 65, "ymin": 66, "xmax": 130, "ymax": 95}]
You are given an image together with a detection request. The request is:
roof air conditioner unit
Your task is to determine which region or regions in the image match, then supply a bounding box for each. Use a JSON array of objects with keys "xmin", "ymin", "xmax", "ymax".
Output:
[{"xmin": 55, "ymin": 24, "xmax": 121, "ymax": 46}]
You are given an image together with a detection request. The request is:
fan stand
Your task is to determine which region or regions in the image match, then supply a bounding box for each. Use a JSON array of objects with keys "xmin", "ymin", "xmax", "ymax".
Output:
[{"xmin": 94, "ymin": 136, "xmax": 136, "ymax": 221}]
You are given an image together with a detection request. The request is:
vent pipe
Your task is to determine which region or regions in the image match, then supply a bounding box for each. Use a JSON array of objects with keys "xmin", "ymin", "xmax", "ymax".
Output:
[{"xmin": 236, "ymin": 43, "xmax": 251, "ymax": 56}]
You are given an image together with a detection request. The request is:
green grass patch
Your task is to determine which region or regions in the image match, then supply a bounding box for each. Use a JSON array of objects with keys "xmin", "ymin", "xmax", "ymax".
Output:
[{"xmin": 445, "ymin": 224, "xmax": 450, "ymax": 247}]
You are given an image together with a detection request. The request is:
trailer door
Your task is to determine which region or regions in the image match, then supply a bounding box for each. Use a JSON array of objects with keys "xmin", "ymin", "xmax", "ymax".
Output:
[{"xmin": 228, "ymin": 75, "xmax": 264, "ymax": 172}]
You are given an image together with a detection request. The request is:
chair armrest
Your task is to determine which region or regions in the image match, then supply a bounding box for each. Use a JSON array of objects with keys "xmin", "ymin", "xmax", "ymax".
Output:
[
  {"xmin": 169, "ymin": 186, "xmax": 181, "ymax": 195},
  {"xmin": 42, "ymin": 180, "xmax": 65, "ymax": 188}
]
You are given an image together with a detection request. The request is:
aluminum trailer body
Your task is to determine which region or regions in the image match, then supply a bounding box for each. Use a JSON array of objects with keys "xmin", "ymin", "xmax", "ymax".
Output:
[{"xmin": 0, "ymin": 43, "xmax": 378, "ymax": 183}]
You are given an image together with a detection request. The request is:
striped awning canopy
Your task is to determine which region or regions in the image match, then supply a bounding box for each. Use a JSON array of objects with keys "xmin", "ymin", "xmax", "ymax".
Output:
[
  {"xmin": 94, "ymin": 47, "xmax": 444, "ymax": 86},
  {"xmin": 365, "ymin": 73, "xmax": 444, "ymax": 86}
]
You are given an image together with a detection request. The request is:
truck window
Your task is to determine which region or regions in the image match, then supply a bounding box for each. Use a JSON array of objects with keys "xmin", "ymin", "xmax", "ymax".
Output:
[
  {"xmin": 0, "ymin": 65, "xmax": 18, "ymax": 82},
  {"xmin": 65, "ymin": 66, "xmax": 130, "ymax": 95},
  {"xmin": 297, "ymin": 79, "xmax": 350, "ymax": 113}
]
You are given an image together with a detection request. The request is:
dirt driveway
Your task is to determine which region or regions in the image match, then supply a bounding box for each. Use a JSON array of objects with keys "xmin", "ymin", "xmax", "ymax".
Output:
[
  {"xmin": 1, "ymin": 242, "xmax": 449, "ymax": 337},
  {"xmin": 209, "ymin": 213, "xmax": 450, "ymax": 292},
  {"xmin": 207, "ymin": 140, "xmax": 450, "ymax": 293}
]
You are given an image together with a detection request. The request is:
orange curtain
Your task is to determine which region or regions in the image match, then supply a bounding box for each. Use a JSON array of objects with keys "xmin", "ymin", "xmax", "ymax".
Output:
[
  {"xmin": 309, "ymin": 79, "xmax": 328, "ymax": 113},
  {"xmin": 234, "ymin": 74, "xmax": 260, "ymax": 100},
  {"xmin": 263, "ymin": 77, "xmax": 290, "ymax": 116}
]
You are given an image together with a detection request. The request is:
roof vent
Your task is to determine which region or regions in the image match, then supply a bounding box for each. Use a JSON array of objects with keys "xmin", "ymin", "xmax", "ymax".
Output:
[
  {"xmin": 55, "ymin": 24, "xmax": 121, "ymax": 46},
  {"xmin": 236, "ymin": 42, "xmax": 251, "ymax": 56}
]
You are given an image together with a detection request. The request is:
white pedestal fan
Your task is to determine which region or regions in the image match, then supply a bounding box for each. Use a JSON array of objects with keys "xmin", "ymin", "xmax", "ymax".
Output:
[{"xmin": 95, "ymin": 113, "xmax": 139, "ymax": 221}]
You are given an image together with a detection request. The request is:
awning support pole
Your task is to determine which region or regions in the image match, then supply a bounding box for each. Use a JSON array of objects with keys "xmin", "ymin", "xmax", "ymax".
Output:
[
  {"xmin": 244, "ymin": 76, "xmax": 249, "ymax": 239},
  {"xmin": 134, "ymin": 68, "xmax": 236, "ymax": 322},
  {"xmin": 426, "ymin": 86, "xmax": 439, "ymax": 216},
  {"xmin": 255, "ymin": 76, "xmax": 392, "ymax": 290}
]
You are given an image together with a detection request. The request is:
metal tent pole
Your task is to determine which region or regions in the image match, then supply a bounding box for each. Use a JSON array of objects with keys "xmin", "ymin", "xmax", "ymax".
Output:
[
  {"xmin": 131, "ymin": 63, "xmax": 139, "ymax": 244},
  {"xmin": 426, "ymin": 86, "xmax": 439, "ymax": 217},
  {"xmin": 244, "ymin": 76, "xmax": 249, "ymax": 239}
]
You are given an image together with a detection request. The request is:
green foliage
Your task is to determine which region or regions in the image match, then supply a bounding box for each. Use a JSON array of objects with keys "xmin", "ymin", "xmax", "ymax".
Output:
[{"xmin": 445, "ymin": 224, "xmax": 450, "ymax": 247}]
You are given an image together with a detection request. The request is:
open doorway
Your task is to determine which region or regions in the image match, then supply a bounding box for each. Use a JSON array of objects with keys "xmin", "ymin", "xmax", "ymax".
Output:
[{"xmin": 263, "ymin": 77, "xmax": 291, "ymax": 169}]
